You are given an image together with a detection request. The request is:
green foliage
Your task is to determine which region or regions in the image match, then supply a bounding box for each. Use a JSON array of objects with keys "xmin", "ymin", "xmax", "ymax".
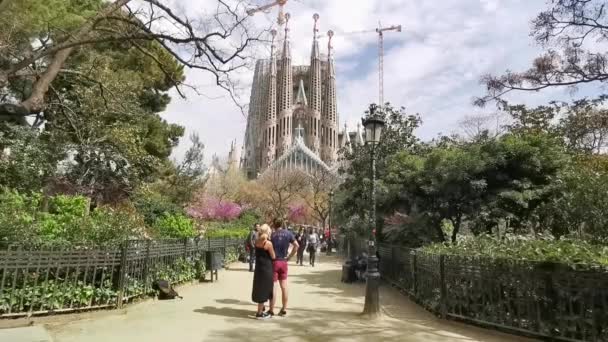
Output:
[
  {"xmin": 336, "ymin": 103, "xmax": 421, "ymax": 236},
  {"xmin": 383, "ymin": 132, "xmax": 568, "ymax": 243},
  {"xmin": 152, "ymin": 214, "xmax": 196, "ymax": 239},
  {"xmin": 132, "ymin": 187, "xmax": 184, "ymax": 226},
  {"xmin": 0, "ymin": 279, "xmax": 117, "ymax": 314},
  {"xmin": 0, "ymin": 124, "xmax": 62, "ymax": 192},
  {"xmin": 423, "ymin": 235, "xmax": 608, "ymax": 267},
  {"xmin": 536, "ymin": 156, "xmax": 608, "ymax": 240},
  {"xmin": 203, "ymin": 210, "xmax": 260, "ymax": 239},
  {"xmin": 0, "ymin": 188, "xmax": 146, "ymax": 247},
  {"xmin": 205, "ymin": 227, "xmax": 249, "ymax": 239}
]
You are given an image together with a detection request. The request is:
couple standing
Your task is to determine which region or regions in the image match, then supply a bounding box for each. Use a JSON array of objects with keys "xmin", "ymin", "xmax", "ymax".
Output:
[{"xmin": 251, "ymin": 219, "xmax": 299, "ymax": 319}]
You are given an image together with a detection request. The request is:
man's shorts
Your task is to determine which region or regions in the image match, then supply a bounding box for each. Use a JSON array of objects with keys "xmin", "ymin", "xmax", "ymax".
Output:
[{"xmin": 273, "ymin": 260, "xmax": 288, "ymax": 282}]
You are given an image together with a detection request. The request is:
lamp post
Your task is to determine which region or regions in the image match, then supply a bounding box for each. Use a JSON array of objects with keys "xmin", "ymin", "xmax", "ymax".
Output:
[
  {"xmin": 361, "ymin": 103, "xmax": 385, "ymax": 317},
  {"xmin": 327, "ymin": 190, "xmax": 334, "ymax": 256}
]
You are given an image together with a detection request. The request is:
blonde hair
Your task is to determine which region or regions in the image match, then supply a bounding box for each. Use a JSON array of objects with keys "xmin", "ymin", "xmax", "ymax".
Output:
[{"xmin": 258, "ymin": 224, "xmax": 272, "ymax": 241}]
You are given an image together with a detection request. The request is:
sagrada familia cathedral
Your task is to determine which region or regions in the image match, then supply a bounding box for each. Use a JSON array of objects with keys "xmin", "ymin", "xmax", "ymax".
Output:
[{"xmin": 238, "ymin": 14, "xmax": 367, "ymax": 179}]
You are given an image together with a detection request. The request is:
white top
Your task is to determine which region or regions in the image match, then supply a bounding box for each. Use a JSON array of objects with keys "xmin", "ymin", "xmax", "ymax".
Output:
[{"xmin": 307, "ymin": 233, "xmax": 319, "ymax": 245}]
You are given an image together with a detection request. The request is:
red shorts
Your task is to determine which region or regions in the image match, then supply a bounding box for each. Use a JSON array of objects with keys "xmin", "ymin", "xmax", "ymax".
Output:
[{"xmin": 273, "ymin": 260, "xmax": 288, "ymax": 282}]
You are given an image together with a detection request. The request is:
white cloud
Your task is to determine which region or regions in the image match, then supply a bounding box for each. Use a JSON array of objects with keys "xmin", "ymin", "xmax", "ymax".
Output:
[{"xmin": 161, "ymin": 0, "xmax": 604, "ymax": 161}]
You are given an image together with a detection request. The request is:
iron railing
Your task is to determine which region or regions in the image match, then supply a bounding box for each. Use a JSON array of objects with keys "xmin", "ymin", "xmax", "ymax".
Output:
[
  {"xmin": 0, "ymin": 237, "xmax": 244, "ymax": 318},
  {"xmin": 372, "ymin": 242, "xmax": 608, "ymax": 342}
]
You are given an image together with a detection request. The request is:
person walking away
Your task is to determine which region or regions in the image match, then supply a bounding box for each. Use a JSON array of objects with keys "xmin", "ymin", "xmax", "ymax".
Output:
[
  {"xmin": 295, "ymin": 227, "xmax": 307, "ymax": 265},
  {"xmin": 251, "ymin": 224, "xmax": 275, "ymax": 319},
  {"xmin": 307, "ymin": 228, "xmax": 319, "ymax": 267},
  {"xmin": 246, "ymin": 224, "xmax": 259, "ymax": 272},
  {"xmin": 269, "ymin": 219, "xmax": 298, "ymax": 316}
]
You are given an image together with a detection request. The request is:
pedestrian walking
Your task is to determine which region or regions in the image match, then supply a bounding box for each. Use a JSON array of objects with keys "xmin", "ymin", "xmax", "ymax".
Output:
[
  {"xmin": 295, "ymin": 227, "xmax": 307, "ymax": 265},
  {"xmin": 246, "ymin": 224, "xmax": 259, "ymax": 272},
  {"xmin": 307, "ymin": 227, "xmax": 319, "ymax": 267}
]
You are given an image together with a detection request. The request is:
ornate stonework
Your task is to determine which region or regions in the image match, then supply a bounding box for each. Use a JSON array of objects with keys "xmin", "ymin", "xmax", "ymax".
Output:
[{"xmin": 241, "ymin": 14, "xmax": 339, "ymax": 179}]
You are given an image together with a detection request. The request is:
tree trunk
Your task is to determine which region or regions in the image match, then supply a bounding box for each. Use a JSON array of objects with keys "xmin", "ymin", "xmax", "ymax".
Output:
[{"xmin": 450, "ymin": 215, "xmax": 462, "ymax": 244}]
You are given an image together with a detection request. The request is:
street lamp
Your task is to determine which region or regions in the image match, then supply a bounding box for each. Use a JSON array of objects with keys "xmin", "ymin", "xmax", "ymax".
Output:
[
  {"xmin": 361, "ymin": 103, "xmax": 385, "ymax": 317},
  {"xmin": 327, "ymin": 190, "xmax": 334, "ymax": 256}
]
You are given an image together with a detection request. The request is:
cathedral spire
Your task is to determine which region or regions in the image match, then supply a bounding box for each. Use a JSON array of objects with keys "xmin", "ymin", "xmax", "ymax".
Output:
[
  {"xmin": 308, "ymin": 13, "xmax": 322, "ymax": 154},
  {"xmin": 322, "ymin": 30, "xmax": 338, "ymax": 162},
  {"xmin": 277, "ymin": 13, "xmax": 293, "ymax": 155},
  {"xmin": 311, "ymin": 13, "xmax": 320, "ymax": 60},
  {"xmin": 282, "ymin": 12, "xmax": 291, "ymax": 60},
  {"xmin": 263, "ymin": 29, "xmax": 278, "ymax": 167}
]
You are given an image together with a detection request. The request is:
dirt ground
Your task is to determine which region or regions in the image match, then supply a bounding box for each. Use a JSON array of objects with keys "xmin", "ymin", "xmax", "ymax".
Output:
[{"xmin": 33, "ymin": 256, "xmax": 534, "ymax": 342}]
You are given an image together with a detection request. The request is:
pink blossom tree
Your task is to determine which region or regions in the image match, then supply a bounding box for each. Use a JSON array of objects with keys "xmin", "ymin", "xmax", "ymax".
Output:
[{"xmin": 187, "ymin": 194, "xmax": 242, "ymax": 221}]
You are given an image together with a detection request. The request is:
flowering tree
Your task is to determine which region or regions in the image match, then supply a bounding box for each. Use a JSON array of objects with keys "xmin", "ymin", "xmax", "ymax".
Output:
[
  {"xmin": 187, "ymin": 194, "xmax": 242, "ymax": 222},
  {"xmin": 287, "ymin": 203, "xmax": 308, "ymax": 224}
]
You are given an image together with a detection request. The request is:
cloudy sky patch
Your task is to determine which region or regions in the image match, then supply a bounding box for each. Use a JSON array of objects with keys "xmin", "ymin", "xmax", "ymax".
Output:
[{"xmin": 161, "ymin": 0, "xmax": 602, "ymax": 162}]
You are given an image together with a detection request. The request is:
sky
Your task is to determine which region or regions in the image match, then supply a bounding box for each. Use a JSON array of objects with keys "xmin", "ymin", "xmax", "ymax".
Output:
[{"xmin": 160, "ymin": 0, "xmax": 602, "ymax": 163}]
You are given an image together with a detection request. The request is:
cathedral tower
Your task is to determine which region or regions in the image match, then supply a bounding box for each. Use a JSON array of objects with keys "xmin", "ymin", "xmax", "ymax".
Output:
[
  {"xmin": 276, "ymin": 13, "xmax": 293, "ymax": 157},
  {"xmin": 242, "ymin": 14, "xmax": 340, "ymax": 178},
  {"xmin": 322, "ymin": 30, "xmax": 338, "ymax": 163},
  {"xmin": 308, "ymin": 13, "xmax": 322, "ymax": 155}
]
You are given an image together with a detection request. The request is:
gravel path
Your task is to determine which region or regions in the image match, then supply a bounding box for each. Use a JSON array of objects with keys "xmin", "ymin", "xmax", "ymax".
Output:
[{"xmin": 45, "ymin": 256, "xmax": 534, "ymax": 342}]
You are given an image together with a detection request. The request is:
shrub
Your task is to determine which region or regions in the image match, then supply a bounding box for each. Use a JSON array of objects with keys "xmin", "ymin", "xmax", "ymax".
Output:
[
  {"xmin": 132, "ymin": 187, "xmax": 184, "ymax": 226},
  {"xmin": 152, "ymin": 213, "xmax": 196, "ymax": 239},
  {"xmin": 422, "ymin": 235, "xmax": 608, "ymax": 267},
  {"xmin": 0, "ymin": 188, "xmax": 147, "ymax": 247}
]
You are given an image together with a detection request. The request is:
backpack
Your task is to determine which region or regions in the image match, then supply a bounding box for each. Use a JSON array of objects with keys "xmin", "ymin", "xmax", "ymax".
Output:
[{"xmin": 152, "ymin": 279, "xmax": 183, "ymax": 300}]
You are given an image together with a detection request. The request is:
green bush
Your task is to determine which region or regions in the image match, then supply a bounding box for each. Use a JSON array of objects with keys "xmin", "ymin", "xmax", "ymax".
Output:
[
  {"xmin": 153, "ymin": 213, "xmax": 196, "ymax": 238},
  {"xmin": 205, "ymin": 227, "xmax": 249, "ymax": 239},
  {"xmin": 0, "ymin": 188, "xmax": 146, "ymax": 247},
  {"xmin": 201, "ymin": 209, "xmax": 259, "ymax": 240},
  {"xmin": 423, "ymin": 235, "xmax": 608, "ymax": 267},
  {"xmin": 132, "ymin": 187, "xmax": 184, "ymax": 226}
]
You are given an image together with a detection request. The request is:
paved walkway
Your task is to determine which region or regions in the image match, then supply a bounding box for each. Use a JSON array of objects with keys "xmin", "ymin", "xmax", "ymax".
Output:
[{"xmin": 16, "ymin": 257, "xmax": 533, "ymax": 342}]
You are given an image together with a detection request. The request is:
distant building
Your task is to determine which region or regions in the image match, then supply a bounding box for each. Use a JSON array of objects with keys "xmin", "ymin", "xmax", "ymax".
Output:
[{"xmin": 240, "ymin": 15, "xmax": 367, "ymax": 179}]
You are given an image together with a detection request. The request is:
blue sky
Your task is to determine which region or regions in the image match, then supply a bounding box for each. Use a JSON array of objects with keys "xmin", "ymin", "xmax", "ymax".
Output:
[{"xmin": 161, "ymin": 0, "xmax": 604, "ymax": 162}]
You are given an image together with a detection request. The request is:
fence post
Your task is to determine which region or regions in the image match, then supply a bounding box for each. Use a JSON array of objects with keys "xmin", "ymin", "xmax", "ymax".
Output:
[
  {"xmin": 439, "ymin": 254, "xmax": 447, "ymax": 317},
  {"xmin": 391, "ymin": 246, "xmax": 396, "ymax": 281},
  {"xmin": 142, "ymin": 240, "xmax": 152, "ymax": 292},
  {"xmin": 411, "ymin": 251, "xmax": 417, "ymax": 294},
  {"xmin": 223, "ymin": 236, "xmax": 227, "ymax": 260},
  {"xmin": 116, "ymin": 241, "xmax": 129, "ymax": 309},
  {"xmin": 183, "ymin": 238, "xmax": 188, "ymax": 258}
]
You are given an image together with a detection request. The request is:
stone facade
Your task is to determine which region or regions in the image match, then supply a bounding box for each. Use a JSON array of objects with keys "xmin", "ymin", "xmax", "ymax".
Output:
[{"xmin": 241, "ymin": 15, "xmax": 339, "ymax": 179}]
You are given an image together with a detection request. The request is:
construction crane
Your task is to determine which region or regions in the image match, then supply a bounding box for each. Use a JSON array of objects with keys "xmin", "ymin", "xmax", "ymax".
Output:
[
  {"xmin": 320, "ymin": 23, "xmax": 402, "ymax": 106},
  {"xmin": 376, "ymin": 23, "xmax": 402, "ymax": 106},
  {"xmin": 246, "ymin": 0, "xmax": 289, "ymax": 25}
]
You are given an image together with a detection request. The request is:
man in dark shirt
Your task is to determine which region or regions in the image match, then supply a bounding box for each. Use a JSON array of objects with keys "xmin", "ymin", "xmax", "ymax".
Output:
[{"xmin": 269, "ymin": 219, "xmax": 298, "ymax": 317}]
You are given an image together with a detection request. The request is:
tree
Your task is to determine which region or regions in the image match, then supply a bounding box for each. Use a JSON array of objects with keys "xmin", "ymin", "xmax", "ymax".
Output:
[
  {"xmin": 256, "ymin": 169, "xmax": 308, "ymax": 221},
  {"xmin": 477, "ymin": 0, "xmax": 608, "ymax": 105},
  {"xmin": 458, "ymin": 112, "xmax": 509, "ymax": 141},
  {"xmin": 336, "ymin": 103, "xmax": 421, "ymax": 236},
  {"xmin": 149, "ymin": 133, "xmax": 207, "ymax": 205},
  {"xmin": 0, "ymin": 0, "xmax": 264, "ymax": 120},
  {"xmin": 387, "ymin": 147, "xmax": 488, "ymax": 243},
  {"xmin": 301, "ymin": 167, "xmax": 338, "ymax": 226},
  {"xmin": 383, "ymin": 132, "xmax": 568, "ymax": 243},
  {"xmin": 558, "ymin": 96, "xmax": 608, "ymax": 154}
]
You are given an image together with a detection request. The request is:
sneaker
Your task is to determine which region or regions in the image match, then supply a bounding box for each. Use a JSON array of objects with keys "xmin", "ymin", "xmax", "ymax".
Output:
[
  {"xmin": 266, "ymin": 310, "xmax": 275, "ymax": 316},
  {"xmin": 256, "ymin": 312, "xmax": 271, "ymax": 320},
  {"xmin": 278, "ymin": 309, "xmax": 287, "ymax": 317}
]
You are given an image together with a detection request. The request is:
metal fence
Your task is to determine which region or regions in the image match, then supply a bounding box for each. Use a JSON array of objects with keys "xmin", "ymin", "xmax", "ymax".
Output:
[
  {"xmin": 373, "ymin": 243, "xmax": 608, "ymax": 342},
  {"xmin": 0, "ymin": 237, "xmax": 244, "ymax": 318}
]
